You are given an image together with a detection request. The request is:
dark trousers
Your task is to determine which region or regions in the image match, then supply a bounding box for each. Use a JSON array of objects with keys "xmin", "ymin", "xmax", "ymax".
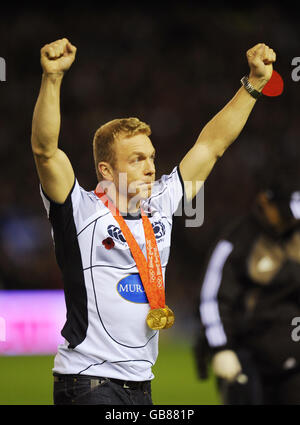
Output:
[
  {"xmin": 260, "ymin": 368, "xmax": 300, "ymax": 405},
  {"xmin": 53, "ymin": 374, "xmax": 153, "ymax": 405}
]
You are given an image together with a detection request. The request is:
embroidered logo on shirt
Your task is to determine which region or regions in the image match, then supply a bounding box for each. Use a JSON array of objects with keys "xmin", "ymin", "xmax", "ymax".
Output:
[
  {"xmin": 152, "ymin": 221, "xmax": 166, "ymax": 239},
  {"xmin": 107, "ymin": 225, "xmax": 127, "ymax": 244},
  {"xmin": 107, "ymin": 221, "xmax": 166, "ymax": 245}
]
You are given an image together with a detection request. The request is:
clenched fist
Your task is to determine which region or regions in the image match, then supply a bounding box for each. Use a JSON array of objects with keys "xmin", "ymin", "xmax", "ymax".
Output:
[
  {"xmin": 40, "ymin": 38, "xmax": 77, "ymax": 75},
  {"xmin": 246, "ymin": 43, "xmax": 276, "ymax": 89}
]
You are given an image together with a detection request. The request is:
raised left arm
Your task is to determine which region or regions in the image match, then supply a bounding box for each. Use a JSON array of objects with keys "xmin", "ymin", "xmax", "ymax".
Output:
[{"xmin": 179, "ymin": 43, "xmax": 276, "ymax": 200}]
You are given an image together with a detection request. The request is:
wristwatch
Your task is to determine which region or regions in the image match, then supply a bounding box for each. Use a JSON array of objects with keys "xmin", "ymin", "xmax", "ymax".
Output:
[{"xmin": 240, "ymin": 76, "xmax": 262, "ymax": 100}]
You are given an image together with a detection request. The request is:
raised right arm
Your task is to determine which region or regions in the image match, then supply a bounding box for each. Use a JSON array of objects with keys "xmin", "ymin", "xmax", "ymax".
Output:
[{"xmin": 31, "ymin": 38, "xmax": 77, "ymax": 204}]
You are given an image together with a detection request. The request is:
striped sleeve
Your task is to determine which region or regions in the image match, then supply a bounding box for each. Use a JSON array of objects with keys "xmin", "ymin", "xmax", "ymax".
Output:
[{"xmin": 199, "ymin": 240, "xmax": 235, "ymax": 351}]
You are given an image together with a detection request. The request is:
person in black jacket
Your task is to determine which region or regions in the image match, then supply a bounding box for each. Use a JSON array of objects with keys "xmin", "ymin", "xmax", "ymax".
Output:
[{"xmin": 194, "ymin": 180, "xmax": 300, "ymax": 404}]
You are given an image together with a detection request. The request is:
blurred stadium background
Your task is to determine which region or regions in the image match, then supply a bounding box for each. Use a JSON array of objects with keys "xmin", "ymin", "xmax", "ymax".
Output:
[{"xmin": 0, "ymin": 1, "xmax": 299, "ymax": 404}]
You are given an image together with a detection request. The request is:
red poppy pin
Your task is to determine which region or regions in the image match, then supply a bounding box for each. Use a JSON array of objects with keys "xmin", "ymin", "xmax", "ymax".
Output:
[{"xmin": 102, "ymin": 237, "xmax": 115, "ymax": 250}]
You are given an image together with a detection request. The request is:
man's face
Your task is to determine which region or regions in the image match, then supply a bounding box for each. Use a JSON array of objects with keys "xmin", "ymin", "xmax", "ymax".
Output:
[{"xmin": 112, "ymin": 133, "xmax": 156, "ymax": 202}]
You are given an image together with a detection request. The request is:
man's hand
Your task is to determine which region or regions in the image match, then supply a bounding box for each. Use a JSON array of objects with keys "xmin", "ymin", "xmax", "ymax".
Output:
[
  {"xmin": 247, "ymin": 43, "xmax": 276, "ymax": 91},
  {"xmin": 40, "ymin": 38, "xmax": 77, "ymax": 75},
  {"xmin": 32, "ymin": 38, "xmax": 76, "ymax": 204},
  {"xmin": 211, "ymin": 350, "xmax": 242, "ymax": 382}
]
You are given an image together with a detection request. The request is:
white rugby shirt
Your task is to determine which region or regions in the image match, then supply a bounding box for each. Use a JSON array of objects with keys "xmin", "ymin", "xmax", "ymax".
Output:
[{"xmin": 40, "ymin": 166, "xmax": 184, "ymax": 381}]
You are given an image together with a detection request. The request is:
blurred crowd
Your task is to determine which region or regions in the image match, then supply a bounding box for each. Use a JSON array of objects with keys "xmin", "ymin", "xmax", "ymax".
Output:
[{"xmin": 0, "ymin": 3, "xmax": 299, "ymax": 332}]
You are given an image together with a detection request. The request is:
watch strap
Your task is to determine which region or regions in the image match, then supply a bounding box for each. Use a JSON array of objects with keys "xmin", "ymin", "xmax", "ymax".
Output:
[{"xmin": 240, "ymin": 75, "xmax": 262, "ymax": 99}]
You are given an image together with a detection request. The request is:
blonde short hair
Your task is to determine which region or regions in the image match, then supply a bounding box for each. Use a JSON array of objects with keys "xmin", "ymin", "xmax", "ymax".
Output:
[{"xmin": 93, "ymin": 117, "xmax": 151, "ymax": 181}]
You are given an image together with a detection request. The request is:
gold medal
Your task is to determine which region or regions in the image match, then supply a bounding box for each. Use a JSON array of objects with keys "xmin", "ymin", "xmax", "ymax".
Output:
[
  {"xmin": 163, "ymin": 305, "xmax": 175, "ymax": 329},
  {"xmin": 146, "ymin": 306, "xmax": 175, "ymax": 330},
  {"xmin": 146, "ymin": 308, "xmax": 167, "ymax": 330}
]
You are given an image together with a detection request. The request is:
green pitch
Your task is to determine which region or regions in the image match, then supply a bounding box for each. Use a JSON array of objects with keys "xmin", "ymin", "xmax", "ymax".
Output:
[{"xmin": 0, "ymin": 338, "xmax": 220, "ymax": 405}]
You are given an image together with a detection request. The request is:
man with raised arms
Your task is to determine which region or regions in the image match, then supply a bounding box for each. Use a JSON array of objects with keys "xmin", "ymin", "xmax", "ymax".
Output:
[{"xmin": 31, "ymin": 38, "xmax": 276, "ymax": 405}]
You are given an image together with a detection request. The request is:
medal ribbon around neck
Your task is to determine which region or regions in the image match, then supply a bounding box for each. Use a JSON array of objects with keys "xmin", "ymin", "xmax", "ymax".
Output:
[{"xmin": 94, "ymin": 189, "xmax": 165, "ymax": 310}]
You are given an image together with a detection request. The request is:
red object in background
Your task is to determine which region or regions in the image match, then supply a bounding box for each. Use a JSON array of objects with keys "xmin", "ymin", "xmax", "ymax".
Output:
[{"xmin": 262, "ymin": 70, "xmax": 284, "ymax": 97}]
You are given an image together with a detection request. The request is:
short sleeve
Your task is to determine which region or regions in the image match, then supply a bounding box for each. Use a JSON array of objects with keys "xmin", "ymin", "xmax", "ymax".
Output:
[
  {"xmin": 39, "ymin": 179, "xmax": 84, "ymax": 269},
  {"xmin": 39, "ymin": 178, "xmax": 81, "ymax": 218},
  {"xmin": 142, "ymin": 166, "xmax": 184, "ymax": 221}
]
